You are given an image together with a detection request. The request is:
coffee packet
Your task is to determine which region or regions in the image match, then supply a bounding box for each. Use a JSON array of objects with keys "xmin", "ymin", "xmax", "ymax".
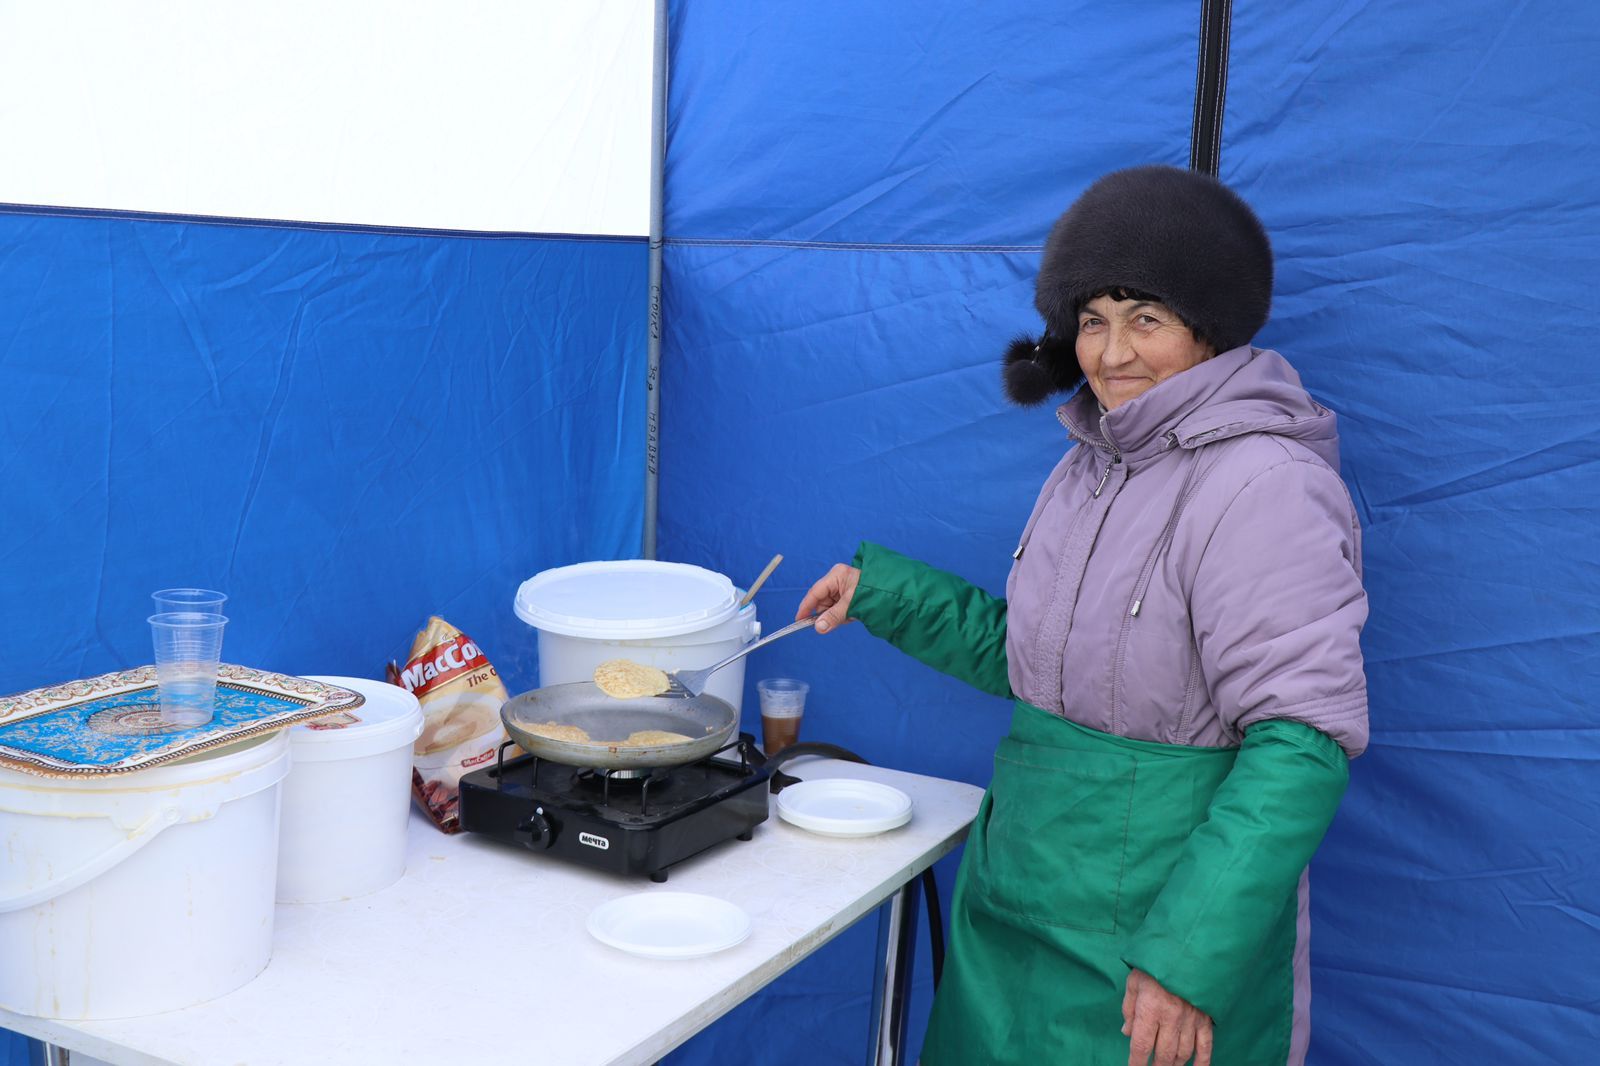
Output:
[{"xmin": 391, "ymin": 616, "xmax": 510, "ymax": 833}]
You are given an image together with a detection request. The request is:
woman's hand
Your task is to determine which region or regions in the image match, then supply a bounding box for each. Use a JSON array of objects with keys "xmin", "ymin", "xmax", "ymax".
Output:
[
  {"xmin": 796, "ymin": 564, "xmax": 861, "ymax": 634},
  {"xmin": 1122, "ymin": 968, "xmax": 1212, "ymax": 1066}
]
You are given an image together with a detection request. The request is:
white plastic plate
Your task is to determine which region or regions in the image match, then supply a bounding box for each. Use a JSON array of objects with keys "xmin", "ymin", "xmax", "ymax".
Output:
[
  {"xmin": 776, "ymin": 778, "xmax": 914, "ymax": 837},
  {"xmin": 586, "ymin": 891, "xmax": 751, "ymax": 960}
]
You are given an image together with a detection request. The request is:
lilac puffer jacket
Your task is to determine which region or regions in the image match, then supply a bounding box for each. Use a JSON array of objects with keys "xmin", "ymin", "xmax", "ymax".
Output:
[{"xmin": 1005, "ymin": 344, "xmax": 1368, "ymax": 757}]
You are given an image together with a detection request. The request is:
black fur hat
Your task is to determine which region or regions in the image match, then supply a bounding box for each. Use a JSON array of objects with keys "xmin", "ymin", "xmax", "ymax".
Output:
[{"xmin": 1003, "ymin": 165, "xmax": 1274, "ymax": 406}]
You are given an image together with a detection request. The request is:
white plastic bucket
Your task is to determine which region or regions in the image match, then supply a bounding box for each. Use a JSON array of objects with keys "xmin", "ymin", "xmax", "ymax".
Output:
[
  {"xmin": 514, "ymin": 560, "xmax": 760, "ymax": 711},
  {"xmin": 278, "ymin": 676, "xmax": 423, "ymax": 903},
  {"xmin": 0, "ymin": 731, "xmax": 291, "ymax": 1019}
]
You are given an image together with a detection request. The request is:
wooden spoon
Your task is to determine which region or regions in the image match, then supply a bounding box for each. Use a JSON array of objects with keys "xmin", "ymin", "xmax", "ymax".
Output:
[{"xmin": 738, "ymin": 554, "xmax": 783, "ymax": 608}]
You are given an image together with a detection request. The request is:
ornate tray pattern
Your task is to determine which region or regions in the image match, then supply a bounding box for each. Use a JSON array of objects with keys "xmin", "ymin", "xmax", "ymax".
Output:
[{"xmin": 0, "ymin": 664, "xmax": 365, "ymax": 777}]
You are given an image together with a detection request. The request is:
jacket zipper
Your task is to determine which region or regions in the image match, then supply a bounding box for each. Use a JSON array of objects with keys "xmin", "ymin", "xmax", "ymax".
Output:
[
  {"xmin": 1016, "ymin": 411, "xmax": 1119, "ymax": 560},
  {"xmin": 1092, "ymin": 414, "xmax": 1123, "ymax": 499},
  {"xmin": 1093, "ymin": 413, "xmax": 1124, "ymax": 500},
  {"xmin": 1093, "ymin": 454, "xmax": 1117, "ymax": 498},
  {"xmin": 1015, "ymin": 451, "xmax": 1114, "ymax": 560},
  {"xmin": 1020, "ymin": 447, "xmax": 1112, "ymax": 562}
]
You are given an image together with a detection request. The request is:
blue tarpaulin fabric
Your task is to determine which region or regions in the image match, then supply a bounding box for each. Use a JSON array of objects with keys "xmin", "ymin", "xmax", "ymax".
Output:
[
  {"xmin": 1, "ymin": 210, "xmax": 647, "ymax": 1063},
  {"xmin": 1225, "ymin": 3, "xmax": 1600, "ymax": 1061},
  {"xmin": 0, "ymin": 210, "xmax": 646, "ymax": 697},
  {"xmin": 659, "ymin": 1, "xmax": 1600, "ymax": 1064},
  {"xmin": 660, "ymin": 1, "xmax": 1198, "ymax": 1061}
]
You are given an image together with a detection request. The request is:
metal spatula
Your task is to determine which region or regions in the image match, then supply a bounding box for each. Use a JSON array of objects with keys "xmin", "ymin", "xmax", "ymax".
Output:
[{"xmin": 665, "ymin": 615, "xmax": 818, "ymax": 698}]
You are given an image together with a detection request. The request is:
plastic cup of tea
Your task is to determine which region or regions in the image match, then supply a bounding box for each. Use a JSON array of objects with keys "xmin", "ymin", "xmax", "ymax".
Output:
[
  {"xmin": 757, "ymin": 677, "xmax": 809, "ymax": 755},
  {"xmin": 149, "ymin": 612, "xmax": 229, "ymax": 728},
  {"xmin": 152, "ymin": 588, "xmax": 228, "ymax": 614}
]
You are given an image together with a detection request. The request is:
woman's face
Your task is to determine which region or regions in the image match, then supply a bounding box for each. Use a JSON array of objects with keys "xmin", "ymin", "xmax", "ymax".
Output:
[{"xmin": 1075, "ymin": 295, "xmax": 1215, "ymax": 410}]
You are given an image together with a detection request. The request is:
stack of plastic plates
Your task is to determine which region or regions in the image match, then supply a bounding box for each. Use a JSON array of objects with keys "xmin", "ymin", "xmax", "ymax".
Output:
[{"xmin": 775, "ymin": 778, "xmax": 914, "ymax": 837}]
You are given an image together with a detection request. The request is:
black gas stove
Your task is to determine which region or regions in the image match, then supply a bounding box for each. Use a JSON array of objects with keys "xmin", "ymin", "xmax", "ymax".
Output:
[{"xmin": 458, "ymin": 733, "xmax": 770, "ymax": 882}]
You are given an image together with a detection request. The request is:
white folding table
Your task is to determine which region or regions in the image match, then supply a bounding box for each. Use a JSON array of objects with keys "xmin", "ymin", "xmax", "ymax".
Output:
[{"xmin": 4, "ymin": 757, "xmax": 982, "ymax": 1066}]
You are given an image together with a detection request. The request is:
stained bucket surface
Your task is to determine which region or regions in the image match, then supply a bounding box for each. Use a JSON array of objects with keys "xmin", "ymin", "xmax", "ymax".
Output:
[{"xmin": 0, "ymin": 730, "xmax": 291, "ymax": 1019}]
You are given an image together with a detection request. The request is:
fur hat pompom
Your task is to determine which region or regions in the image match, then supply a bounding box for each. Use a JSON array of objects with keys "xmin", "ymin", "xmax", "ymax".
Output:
[{"xmin": 1003, "ymin": 333, "xmax": 1084, "ymax": 406}]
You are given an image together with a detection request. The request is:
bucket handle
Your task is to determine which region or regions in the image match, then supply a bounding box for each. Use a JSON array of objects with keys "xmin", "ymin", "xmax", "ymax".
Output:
[{"xmin": 0, "ymin": 807, "xmax": 180, "ymax": 914}]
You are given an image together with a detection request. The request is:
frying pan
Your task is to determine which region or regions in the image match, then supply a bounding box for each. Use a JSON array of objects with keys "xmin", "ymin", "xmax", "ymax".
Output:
[{"xmin": 501, "ymin": 682, "xmax": 739, "ymax": 770}]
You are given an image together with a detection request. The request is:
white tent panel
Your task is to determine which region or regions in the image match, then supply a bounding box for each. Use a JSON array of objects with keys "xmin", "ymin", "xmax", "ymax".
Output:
[{"xmin": 0, "ymin": 1, "xmax": 652, "ymax": 235}]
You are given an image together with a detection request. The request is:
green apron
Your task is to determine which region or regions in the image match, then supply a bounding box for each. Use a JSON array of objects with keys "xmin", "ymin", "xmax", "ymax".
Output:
[
  {"xmin": 845, "ymin": 541, "xmax": 1349, "ymax": 1065},
  {"xmin": 922, "ymin": 702, "xmax": 1299, "ymax": 1065}
]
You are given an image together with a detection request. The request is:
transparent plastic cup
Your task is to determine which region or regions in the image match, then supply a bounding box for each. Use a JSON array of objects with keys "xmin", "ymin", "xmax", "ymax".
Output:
[
  {"xmin": 148, "ymin": 612, "xmax": 229, "ymax": 728},
  {"xmin": 152, "ymin": 588, "xmax": 228, "ymax": 614},
  {"xmin": 757, "ymin": 677, "xmax": 809, "ymax": 755}
]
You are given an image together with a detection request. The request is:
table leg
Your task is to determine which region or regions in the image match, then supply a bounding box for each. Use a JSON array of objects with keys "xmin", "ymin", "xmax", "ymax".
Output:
[{"xmin": 868, "ymin": 878, "xmax": 921, "ymax": 1066}]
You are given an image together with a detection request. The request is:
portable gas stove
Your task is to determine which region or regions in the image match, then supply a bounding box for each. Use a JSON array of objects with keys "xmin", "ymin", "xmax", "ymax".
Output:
[{"xmin": 458, "ymin": 733, "xmax": 770, "ymax": 882}]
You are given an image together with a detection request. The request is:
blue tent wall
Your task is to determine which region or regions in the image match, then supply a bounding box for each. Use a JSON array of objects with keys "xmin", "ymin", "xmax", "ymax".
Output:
[
  {"xmin": 660, "ymin": 2, "xmax": 1600, "ymax": 1064},
  {"xmin": 0, "ymin": 209, "xmax": 646, "ymax": 699},
  {"xmin": 1225, "ymin": 4, "xmax": 1600, "ymax": 1060},
  {"xmin": 660, "ymin": 2, "xmax": 1199, "ymax": 1062},
  {"xmin": 0, "ymin": 209, "xmax": 647, "ymax": 1064}
]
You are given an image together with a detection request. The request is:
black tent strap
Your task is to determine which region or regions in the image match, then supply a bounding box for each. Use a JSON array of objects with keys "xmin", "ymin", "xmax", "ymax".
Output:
[{"xmin": 1189, "ymin": 0, "xmax": 1233, "ymax": 176}]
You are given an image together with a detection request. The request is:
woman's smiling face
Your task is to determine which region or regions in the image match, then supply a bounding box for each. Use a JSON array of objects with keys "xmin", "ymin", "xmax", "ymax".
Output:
[{"xmin": 1075, "ymin": 294, "xmax": 1215, "ymax": 410}]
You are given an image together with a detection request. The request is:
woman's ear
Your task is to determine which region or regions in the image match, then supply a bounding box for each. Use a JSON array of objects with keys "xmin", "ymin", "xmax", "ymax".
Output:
[{"xmin": 1002, "ymin": 332, "xmax": 1083, "ymax": 406}]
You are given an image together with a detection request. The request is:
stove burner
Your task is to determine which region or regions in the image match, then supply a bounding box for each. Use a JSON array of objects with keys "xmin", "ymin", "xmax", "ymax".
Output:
[
  {"xmin": 457, "ymin": 733, "xmax": 770, "ymax": 882},
  {"xmin": 573, "ymin": 764, "xmax": 674, "ymax": 812},
  {"xmin": 583, "ymin": 766, "xmax": 657, "ymax": 782}
]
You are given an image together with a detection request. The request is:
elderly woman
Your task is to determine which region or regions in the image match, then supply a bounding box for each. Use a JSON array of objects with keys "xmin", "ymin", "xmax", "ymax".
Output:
[{"xmin": 799, "ymin": 166, "xmax": 1367, "ymax": 1066}]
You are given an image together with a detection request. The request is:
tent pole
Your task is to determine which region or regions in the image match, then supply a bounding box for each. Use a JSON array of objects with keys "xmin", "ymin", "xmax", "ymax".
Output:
[
  {"xmin": 642, "ymin": 0, "xmax": 668, "ymax": 559},
  {"xmin": 1187, "ymin": 0, "xmax": 1232, "ymax": 176}
]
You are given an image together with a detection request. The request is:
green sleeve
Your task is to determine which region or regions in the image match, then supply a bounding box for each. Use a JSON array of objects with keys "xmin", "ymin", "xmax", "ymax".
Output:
[
  {"xmin": 1121, "ymin": 719, "xmax": 1350, "ymax": 1019},
  {"xmin": 847, "ymin": 541, "xmax": 1012, "ymax": 699}
]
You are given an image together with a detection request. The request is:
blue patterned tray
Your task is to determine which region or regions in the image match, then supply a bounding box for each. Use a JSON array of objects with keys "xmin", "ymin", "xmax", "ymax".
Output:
[{"xmin": 0, "ymin": 664, "xmax": 365, "ymax": 777}]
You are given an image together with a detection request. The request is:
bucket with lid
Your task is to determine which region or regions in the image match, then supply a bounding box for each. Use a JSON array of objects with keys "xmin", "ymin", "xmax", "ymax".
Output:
[
  {"xmin": 514, "ymin": 561, "xmax": 760, "ymax": 712},
  {"xmin": 277, "ymin": 676, "xmax": 424, "ymax": 903},
  {"xmin": 0, "ymin": 731, "xmax": 291, "ymax": 1019}
]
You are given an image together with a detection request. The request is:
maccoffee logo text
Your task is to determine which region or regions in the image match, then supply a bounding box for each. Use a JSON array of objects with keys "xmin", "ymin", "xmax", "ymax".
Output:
[
  {"xmin": 578, "ymin": 832, "xmax": 610, "ymax": 851},
  {"xmin": 399, "ymin": 636, "xmax": 486, "ymax": 697}
]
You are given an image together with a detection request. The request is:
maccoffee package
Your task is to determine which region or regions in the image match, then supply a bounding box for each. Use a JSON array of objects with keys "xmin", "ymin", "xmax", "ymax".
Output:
[{"xmin": 390, "ymin": 616, "xmax": 511, "ymax": 833}]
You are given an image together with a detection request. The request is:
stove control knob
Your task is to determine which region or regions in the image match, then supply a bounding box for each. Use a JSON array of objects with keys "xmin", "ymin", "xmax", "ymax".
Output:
[{"xmin": 516, "ymin": 807, "xmax": 556, "ymax": 850}]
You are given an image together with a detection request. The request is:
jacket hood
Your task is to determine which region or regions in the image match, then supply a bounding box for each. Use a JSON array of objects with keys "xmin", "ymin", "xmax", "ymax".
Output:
[{"xmin": 1057, "ymin": 346, "xmax": 1340, "ymax": 470}]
